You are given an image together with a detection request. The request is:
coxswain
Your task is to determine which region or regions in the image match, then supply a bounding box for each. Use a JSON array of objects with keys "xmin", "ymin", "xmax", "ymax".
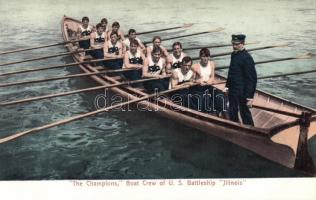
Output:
[
  {"xmin": 104, "ymin": 32, "xmax": 124, "ymax": 70},
  {"xmin": 123, "ymin": 39, "xmax": 147, "ymax": 81},
  {"xmin": 224, "ymin": 34, "xmax": 257, "ymax": 126},
  {"xmin": 169, "ymin": 41, "xmax": 187, "ymax": 72},
  {"xmin": 123, "ymin": 29, "xmax": 145, "ymax": 52},
  {"xmin": 107, "ymin": 21, "xmax": 125, "ymax": 41},
  {"xmin": 77, "ymin": 16, "xmax": 93, "ymax": 50},
  {"xmin": 90, "ymin": 23, "xmax": 107, "ymax": 59},
  {"xmin": 100, "ymin": 18, "xmax": 109, "ymax": 33},
  {"xmin": 146, "ymin": 36, "xmax": 171, "ymax": 62},
  {"xmin": 142, "ymin": 47, "xmax": 170, "ymax": 93}
]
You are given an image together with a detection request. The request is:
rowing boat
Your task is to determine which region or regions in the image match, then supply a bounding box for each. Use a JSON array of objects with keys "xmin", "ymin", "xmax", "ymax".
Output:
[{"xmin": 61, "ymin": 16, "xmax": 316, "ymax": 175}]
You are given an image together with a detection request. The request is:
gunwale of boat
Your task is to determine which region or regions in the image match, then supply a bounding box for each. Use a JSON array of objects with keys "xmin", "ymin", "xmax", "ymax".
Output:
[
  {"xmin": 61, "ymin": 16, "xmax": 316, "ymax": 170},
  {"xmin": 62, "ymin": 16, "xmax": 315, "ymax": 132}
]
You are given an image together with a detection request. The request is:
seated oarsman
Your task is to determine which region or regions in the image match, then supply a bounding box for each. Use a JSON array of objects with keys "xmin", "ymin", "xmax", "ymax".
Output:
[
  {"xmin": 107, "ymin": 21, "xmax": 125, "ymax": 42},
  {"xmin": 90, "ymin": 23, "xmax": 107, "ymax": 60},
  {"xmin": 169, "ymin": 56, "xmax": 194, "ymax": 89},
  {"xmin": 168, "ymin": 56, "xmax": 196, "ymax": 108},
  {"xmin": 123, "ymin": 29, "xmax": 145, "ymax": 52},
  {"xmin": 123, "ymin": 39, "xmax": 147, "ymax": 82},
  {"xmin": 77, "ymin": 16, "xmax": 94, "ymax": 50},
  {"xmin": 100, "ymin": 18, "xmax": 109, "ymax": 33},
  {"xmin": 190, "ymin": 48, "xmax": 226, "ymax": 114},
  {"xmin": 146, "ymin": 36, "xmax": 171, "ymax": 63},
  {"xmin": 142, "ymin": 46, "xmax": 170, "ymax": 93},
  {"xmin": 104, "ymin": 32, "xmax": 124, "ymax": 70},
  {"xmin": 169, "ymin": 42, "xmax": 187, "ymax": 73}
]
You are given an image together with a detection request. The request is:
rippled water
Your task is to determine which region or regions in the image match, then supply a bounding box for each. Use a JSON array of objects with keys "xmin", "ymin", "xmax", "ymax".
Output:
[{"xmin": 0, "ymin": 0, "xmax": 315, "ymax": 179}]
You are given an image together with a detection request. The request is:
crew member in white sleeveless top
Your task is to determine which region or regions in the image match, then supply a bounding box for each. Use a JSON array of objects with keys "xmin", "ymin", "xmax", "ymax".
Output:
[
  {"xmin": 190, "ymin": 48, "xmax": 226, "ymax": 113},
  {"xmin": 142, "ymin": 46, "xmax": 170, "ymax": 93},
  {"xmin": 169, "ymin": 42, "xmax": 187, "ymax": 73},
  {"xmin": 77, "ymin": 16, "xmax": 94, "ymax": 50},
  {"xmin": 107, "ymin": 21, "xmax": 125, "ymax": 42},
  {"xmin": 123, "ymin": 29, "xmax": 145, "ymax": 52},
  {"xmin": 100, "ymin": 18, "xmax": 109, "ymax": 33},
  {"xmin": 123, "ymin": 39, "xmax": 147, "ymax": 83},
  {"xmin": 170, "ymin": 56, "xmax": 194, "ymax": 89},
  {"xmin": 146, "ymin": 36, "xmax": 171, "ymax": 63},
  {"xmin": 104, "ymin": 32, "xmax": 124, "ymax": 70},
  {"xmin": 90, "ymin": 23, "xmax": 107, "ymax": 59}
]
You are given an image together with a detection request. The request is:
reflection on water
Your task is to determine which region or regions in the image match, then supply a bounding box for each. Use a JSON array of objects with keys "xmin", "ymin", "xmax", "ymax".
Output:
[{"xmin": 0, "ymin": 0, "xmax": 315, "ymax": 179}]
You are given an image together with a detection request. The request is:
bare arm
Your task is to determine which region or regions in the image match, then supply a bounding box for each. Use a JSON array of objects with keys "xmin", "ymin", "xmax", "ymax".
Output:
[
  {"xmin": 170, "ymin": 71, "xmax": 179, "ymax": 89},
  {"xmin": 206, "ymin": 61, "xmax": 215, "ymax": 84}
]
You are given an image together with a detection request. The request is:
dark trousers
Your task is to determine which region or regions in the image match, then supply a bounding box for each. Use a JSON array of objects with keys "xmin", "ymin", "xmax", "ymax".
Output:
[
  {"xmin": 123, "ymin": 70, "xmax": 142, "ymax": 87},
  {"xmin": 228, "ymin": 95, "xmax": 254, "ymax": 126},
  {"xmin": 188, "ymin": 86, "xmax": 227, "ymax": 114},
  {"xmin": 79, "ymin": 40, "xmax": 90, "ymax": 50},
  {"xmin": 143, "ymin": 78, "xmax": 169, "ymax": 93},
  {"xmin": 90, "ymin": 49, "xmax": 104, "ymax": 59}
]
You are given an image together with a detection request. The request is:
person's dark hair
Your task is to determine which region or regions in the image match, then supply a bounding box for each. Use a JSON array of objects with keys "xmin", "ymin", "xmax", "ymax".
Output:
[
  {"xmin": 112, "ymin": 21, "xmax": 120, "ymax": 28},
  {"xmin": 199, "ymin": 48, "xmax": 210, "ymax": 57},
  {"xmin": 130, "ymin": 39, "xmax": 139, "ymax": 47},
  {"xmin": 172, "ymin": 41, "xmax": 182, "ymax": 49},
  {"xmin": 152, "ymin": 46, "xmax": 162, "ymax": 55},
  {"xmin": 96, "ymin": 23, "xmax": 103, "ymax": 29},
  {"xmin": 182, "ymin": 56, "xmax": 192, "ymax": 65},
  {"xmin": 110, "ymin": 31, "xmax": 118, "ymax": 37},
  {"xmin": 128, "ymin": 29, "xmax": 136, "ymax": 35},
  {"xmin": 82, "ymin": 16, "xmax": 89, "ymax": 22},
  {"xmin": 101, "ymin": 18, "xmax": 108, "ymax": 24},
  {"xmin": 152, "ymin": 36, "xmax": 161, "ymax": 43}
]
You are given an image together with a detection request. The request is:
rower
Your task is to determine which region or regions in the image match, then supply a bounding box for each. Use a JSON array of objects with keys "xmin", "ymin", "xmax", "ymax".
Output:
[
  {"xmin": 100, "ymin": 18, "xmax": 109, "ymax": 33},
  {"xmin": 169, "ymin": 56, "xmax": 195, "ymax": 109},
  {"xmin": 123, "ymin": 39, "xmax": 147, "ymax": 82},
  {"xmin": 190, "ymin": 48, "xmax": 226, "ymax": 114},
  {"xmin": 146, "ymin": 36, "xmax": 171, "ymax": 62},
  {"xmin": 169, "ymin": 42, "xmax": 187, "ymax": 73},
  {"xmin": 77, "ymin": 16, "xmax": 93, "ymax": 50},
  {"xmin": 123, "ymin": 29, "xmax": 145, "ymax": 52},
  {"xmin": 90, "ymin": 23, "xmax": 107, "ymax": 60},
  {"xmin": 169, "ymin": 56, "xmax": 194, "ymax": 89},
  {"xmin": 142, "ymin": 46, "xmax": 170, "ymax": 93},
  {"xmin": 107, "ymin": 21, "xmax": 125, "ymax": 42},
  {"xmin": 104, "ymin": 32, "xmax": 124, "ymax": 70}
]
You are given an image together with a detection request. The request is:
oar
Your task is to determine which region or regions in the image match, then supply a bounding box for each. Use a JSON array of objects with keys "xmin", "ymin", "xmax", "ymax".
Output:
[
  {"xmin": 167, "ymin": 41, "xmax": 259, "ymax": 52},
  {"xmin": 143, "ymin": 28, "xmax": 224, "ymax": 45},
  {"xmin": 213, "ymin": 67, "xmax": 316, "ymax": 86},
  {"xmin": 0, "ymin": 46, "xmax": 104, "ymax": 67},
  {"xmin": 128, "ymin": 23, "xmax": 194, "ymax": 37},
  {"xmin": 216, "ymin": 53, "xmax": 313, "ymax": 70},
  {"xmin": 192, "ymin": 43, "xmax": 289, "ymax": 60},
  {"xmin": 0, "ymin": 67, "xmax": 136, "ymax": 88},
  {"xmin": 0, "ymin": 76, "xmax": 171, "ymax": 106},
  {"xmin": 0, "ymin": 57, "xmax": 108, "ymax": 77},
  {"xmin": 0, "ymin": 83, "xmax": 198, "ymax": 144},
  {"xmin": 0, "ymin": 38, "xmax": 88, "ymax": 56}
]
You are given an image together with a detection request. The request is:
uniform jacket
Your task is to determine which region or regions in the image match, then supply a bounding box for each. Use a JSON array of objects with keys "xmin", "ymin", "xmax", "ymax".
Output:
[{"xmin": 225, "ymin": 49, "xmax": 257, "ymax": 98}]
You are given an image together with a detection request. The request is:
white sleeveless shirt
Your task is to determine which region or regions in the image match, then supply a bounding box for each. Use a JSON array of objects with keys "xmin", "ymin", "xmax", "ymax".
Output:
[
  {"xmin": 198, "ymin": 61, "xmax": 212, "ymax": 82},
  {"xmin": 174, "ymin": 68, "xmax": 193, "ymax": 83},
  {"xmin": 148, "ymin": 56, "xmax": 164, "ymax": 75},
  {"xmin": 170, "ymin": 52, "xmax": 185, "ymax": 69}
]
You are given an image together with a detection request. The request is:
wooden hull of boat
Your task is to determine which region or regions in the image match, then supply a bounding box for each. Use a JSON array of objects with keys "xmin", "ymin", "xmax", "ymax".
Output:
[{"xmin": 61, "ymin": 16, "xmax": 316, "ymax": 174}]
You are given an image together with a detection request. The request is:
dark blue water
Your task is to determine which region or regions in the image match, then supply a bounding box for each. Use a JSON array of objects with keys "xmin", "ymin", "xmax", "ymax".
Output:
[{"xmin": 0, "ymin": 0, "xmax": 315, "ymax": 179}]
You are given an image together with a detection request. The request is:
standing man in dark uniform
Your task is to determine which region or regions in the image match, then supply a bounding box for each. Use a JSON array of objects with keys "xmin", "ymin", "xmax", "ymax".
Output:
[{"xmin": 225, "ymin": 34, "xmax": 257, "ymax": 126}]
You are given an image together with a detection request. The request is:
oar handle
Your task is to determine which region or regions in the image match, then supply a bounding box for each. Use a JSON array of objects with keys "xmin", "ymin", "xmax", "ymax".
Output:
[{"xmin": 0, "ymin": 82, "xmax": 198, "ymax": 144}]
